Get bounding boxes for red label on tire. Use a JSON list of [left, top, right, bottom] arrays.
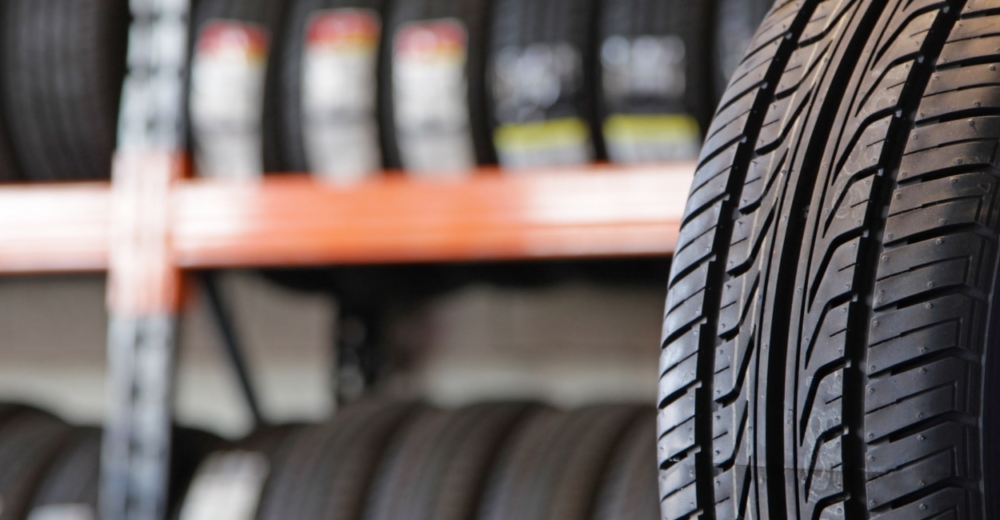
[[191, 21, 269, 178], [196, 22, 268, 58], [392, 19, 476, 175], [303, 9, 382, 181]]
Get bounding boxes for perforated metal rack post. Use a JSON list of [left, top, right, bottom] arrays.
[[101, 1, 191, 519]]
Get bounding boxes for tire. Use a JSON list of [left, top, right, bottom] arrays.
[[0, 0, 129, 180], [168, 428, 227, 518], [256, 401, 418, 520], [597, 0, 713, 164], [176, 426, 295, 520], [487, 0, 601, 169], [478, 405, 641, 520], [364, 404, 535, 520], [277, 0, 387, 180], [660, 0, 1000, 518], [188, 0, 288, 177], [0, 410, 71, 520], [26, 426, 223, 519], [28, 428, 102, 519], [593, 410, 658, 520], [380, 0, 494, 174], [712, 0, 773, 103]]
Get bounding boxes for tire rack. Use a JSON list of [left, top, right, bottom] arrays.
[[0, 2, 694, 520]]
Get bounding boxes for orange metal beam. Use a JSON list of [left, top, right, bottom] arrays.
[[0, 163, 694, 273], [173, 163, 693, 267], [0, 182, 111, 273]]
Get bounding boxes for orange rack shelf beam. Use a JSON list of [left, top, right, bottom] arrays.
[[0, 163, 695, 273], [0, 182, 112, 273]]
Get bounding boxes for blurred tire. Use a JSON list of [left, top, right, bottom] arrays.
[[380, 0, 494, 174], [713, 0, 772, 102], [597, 0, 712, 163], [188, 0, 288, 177], [487, 0, 601, 169], [277, 0, 387, 180], [26, 426, 223, 520], [0, 0, 129, 180], [256, 402, 418, 520], [364, 403, 536, 520], [177, 426, 295, 520], [479, 405, 641, 520], [27, 429, 101, 520], [593, 410, 658, 520], [0, 409, 72, 520]]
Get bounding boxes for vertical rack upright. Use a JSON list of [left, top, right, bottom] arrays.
[[100, 1, 191, 519]]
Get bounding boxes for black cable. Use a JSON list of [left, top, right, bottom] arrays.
[[200, 272, 266, 426]]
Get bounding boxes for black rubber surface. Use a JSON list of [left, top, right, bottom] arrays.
[[364, 403, 536, 520], [169, 428, 227, 517], [487, 0, 602, 167], [256, 401, 418, 520], [29, 428, 102, 513], [479, 405, 641, 520], [0, 409, 71, 520], [25, 426, 223, 519], [593, 410, 658, 520], [379, 0, 494, 169], [597, 0, 714, 156], [712, 0, 773, 103], [0, 0, 129, 180], [661, 0, 1000, 518], [276, 0, 387, 173]]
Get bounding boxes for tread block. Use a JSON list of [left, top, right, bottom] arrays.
[[898, 139, 998, 184], [866, 357, 970, 412], [864, 383, 968, 441]]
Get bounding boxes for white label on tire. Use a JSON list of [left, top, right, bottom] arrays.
[[601, 35, 699, 163], [303, 9, 382, 182], [190, 22, 269, 178], [178, 451, 270, 520], [491, 43, 592, 168], [393, 19, 476, 176], [28, 505, 95, 520]]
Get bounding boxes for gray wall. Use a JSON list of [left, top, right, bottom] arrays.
[[0, 272, 664, 437]]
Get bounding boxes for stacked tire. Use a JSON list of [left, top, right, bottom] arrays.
[[0, 0, 766, 182], [0, 405, 221, 520], [188, 0, 727, 179], [183, 401, 659, 520], [0, 0, 129, 181]]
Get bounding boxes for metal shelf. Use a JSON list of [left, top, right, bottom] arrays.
[[0, 163, 693, 274]]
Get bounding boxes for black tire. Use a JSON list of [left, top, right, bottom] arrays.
[[364, 403, 535, 520], [176, 426, 295, 520], [597, 0, 713, 164], [487, 0, 601, 169], [28, 428, 102, 518], [168, 428, 227, 518], [277, 0, 387, 177], [661, 0, 1000, 518], [0, 0, 129, 180], [188, 0, 288, 177], [593, 410, 658, 520], [256, 401, 418, 520], [478, 405, 641, 520], [712, 0, 773, 103], [380, 0, 494, 172], [0, 409, 71, 520]]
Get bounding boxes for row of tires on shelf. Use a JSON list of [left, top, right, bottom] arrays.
[[0, 401, 658, 520], [0, 0, 772, 183]]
